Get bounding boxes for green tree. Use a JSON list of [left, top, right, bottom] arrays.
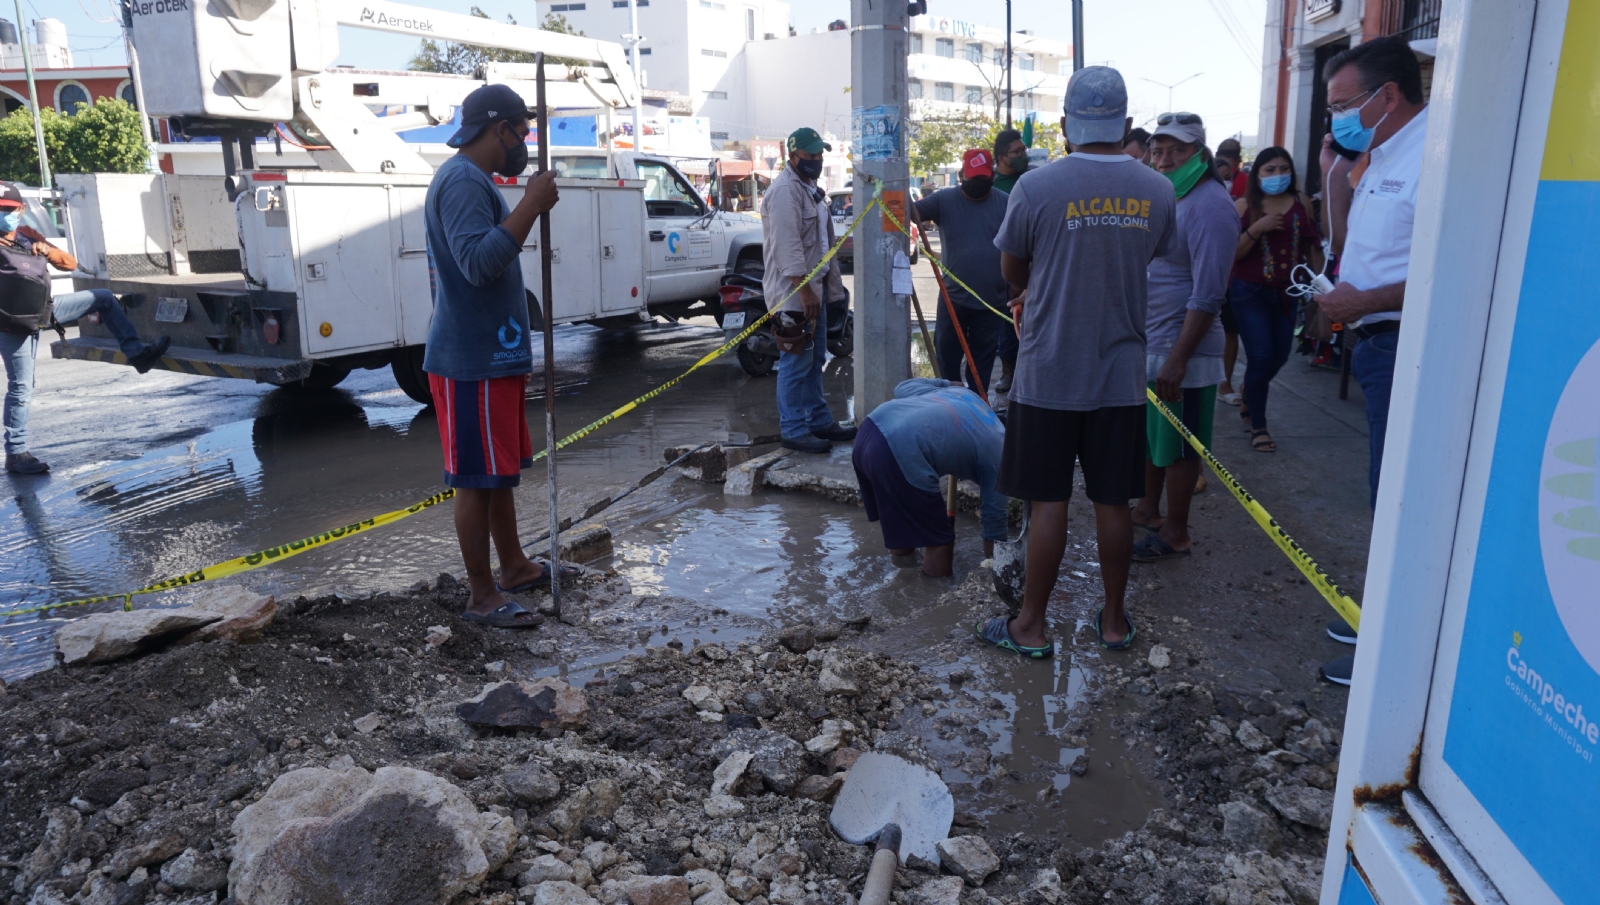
[[907, 107, 991, 178], [411, 9, 586, 74], [0, 99, 148, 186]]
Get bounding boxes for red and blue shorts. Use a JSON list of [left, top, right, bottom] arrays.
[[430, 374, 534, 489]]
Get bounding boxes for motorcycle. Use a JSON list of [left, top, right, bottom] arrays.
[[718, 274, 853, 377]]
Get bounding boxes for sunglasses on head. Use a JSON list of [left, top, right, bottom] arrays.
[[1157, 112, 1203, 126]]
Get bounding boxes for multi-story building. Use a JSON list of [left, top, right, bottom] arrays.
[[1256, 0, 1440, 194], [537, 2, 1071, 152]]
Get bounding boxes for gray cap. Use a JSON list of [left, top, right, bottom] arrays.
[[1151, 117, 1207, 148], [1063, 66, 1128, 146]]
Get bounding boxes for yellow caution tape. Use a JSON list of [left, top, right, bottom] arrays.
[[1147, 389, 1361, 630], [0, 490, 457, 619], [3, 191, 880, 622]]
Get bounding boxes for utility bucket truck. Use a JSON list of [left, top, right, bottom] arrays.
[[52, 0, 763, 405]]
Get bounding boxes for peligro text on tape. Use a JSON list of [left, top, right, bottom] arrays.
[[2, 197, 880, 621], [1147, 389, 1361, 631]]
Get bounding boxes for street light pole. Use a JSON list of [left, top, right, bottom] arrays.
[[1071, 0, 1084, 71], [1140, 72, 1203, 114], [1004, 0, 1013, 128], [13, 0, 50, 188], [850, 0, 911, 419], [626, 0, 643, 151]]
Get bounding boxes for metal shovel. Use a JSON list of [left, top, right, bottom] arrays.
[[829, 752, 954, 890], [991, 501, 1030, 611]]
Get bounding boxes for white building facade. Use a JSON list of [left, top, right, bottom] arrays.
[[538, 2, 1072, 150]]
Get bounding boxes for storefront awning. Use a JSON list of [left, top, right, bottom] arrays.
[[715, 160, 754, 178]]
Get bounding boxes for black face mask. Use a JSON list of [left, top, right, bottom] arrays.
[[496, 123, 530, 177], [960, 176, 993, 199], [1005, 153, 1030, 174], [793, 157, 824, 181]]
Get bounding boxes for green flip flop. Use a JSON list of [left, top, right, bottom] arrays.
[[1095, 608, 1137, 651], [974, 617, 1054, 659]]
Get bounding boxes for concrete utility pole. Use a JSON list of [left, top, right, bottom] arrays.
[[850, 0, 911, 420], [1004, 0, 1013, 127], [14, 0, 50, 188]]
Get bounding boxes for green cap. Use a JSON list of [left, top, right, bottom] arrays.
[[787, 127, 831, 155]]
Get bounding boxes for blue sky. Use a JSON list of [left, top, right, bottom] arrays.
[[43, 0, 1266, 142]]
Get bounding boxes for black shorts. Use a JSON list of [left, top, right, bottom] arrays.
[[853, 419, 954, 550], [996, 401, 1146, 504]]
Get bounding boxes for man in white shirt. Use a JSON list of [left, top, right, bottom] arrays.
[[1313, 36, 1428, 684]]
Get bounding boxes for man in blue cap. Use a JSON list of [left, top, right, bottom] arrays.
[[761, 126, 854, 453], [976, 66, 1177, 658], [424, 83, 572, 629]]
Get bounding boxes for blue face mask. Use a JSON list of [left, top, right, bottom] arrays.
[[1330, 89, 1386, 154], [0, 211, 19, 233], [1260, 174, 1292, 195]]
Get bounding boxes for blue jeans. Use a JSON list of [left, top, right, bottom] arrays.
[[936, 303, 1003, 396], [777, 300, 834, 439], [1229, 279, 1295, 431], [2, 290, 148, 456], [1351, 329, 1399, 509]]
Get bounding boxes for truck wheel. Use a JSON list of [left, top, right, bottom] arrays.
[[391, 347, 433, 406], [736, 344, 776, 377], [909, 243, 920, 265], [287, 363, 350, 391]]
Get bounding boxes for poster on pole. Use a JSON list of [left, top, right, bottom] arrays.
[[852, 105, 903, 161], [1439, 6, 1600, 901]]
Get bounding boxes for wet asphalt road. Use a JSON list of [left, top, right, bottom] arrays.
[[1, 316, 863, 681]]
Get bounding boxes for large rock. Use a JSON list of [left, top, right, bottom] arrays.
[[230, 765, 516, 904], [907, 877, 965, 905], [55, 609, 222, 666], [713, 729, 807, 795], [21, 807, 80, 888], [547, 779, 623, 839], [703, 795, 746, 818], [1218, 800, 1284, 854], [1235, 721, 1273, 753], [803, 719, 852, 755], [503, 762, 563, 805], [817, 650, 859, 695], [623, 875, 692, 905], [181, 587, 278, 644], [535, 880, 599, 905], [777, 625, 815, 654], [723, 449, 792, 496], [1265, 784, 1334, 830], [108, 833, 184, 879], [520, 855, 575, 885], [935, 836, 999, 886], [456, 679, 589, 731], [160, 848, 229, 892], [710, 751, 753, 796]]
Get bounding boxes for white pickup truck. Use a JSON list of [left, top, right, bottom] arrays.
[[55, 153, 762, 406]]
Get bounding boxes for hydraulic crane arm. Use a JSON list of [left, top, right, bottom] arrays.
[[324, 0, 639, 108]]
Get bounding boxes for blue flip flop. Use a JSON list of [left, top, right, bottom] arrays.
[[1095, 608, 1137, 651], [498, 559, 582, 593], [974, 617, 1054, 659], [460, 600, 545, 629]]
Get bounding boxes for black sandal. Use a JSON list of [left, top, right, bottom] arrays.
[[1250, 429, 1277, 453]]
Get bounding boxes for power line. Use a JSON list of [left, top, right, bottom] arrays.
[[1202, 0, 1262, 70]]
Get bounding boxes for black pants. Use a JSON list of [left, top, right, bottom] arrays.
[[935, 303, 1003, 396]]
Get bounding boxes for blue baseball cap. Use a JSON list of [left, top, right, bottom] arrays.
[[1063, 66, 1128, 147], [447, 84, 532, 149]]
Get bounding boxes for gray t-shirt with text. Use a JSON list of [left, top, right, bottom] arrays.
[[993, 153, 1177, 411]]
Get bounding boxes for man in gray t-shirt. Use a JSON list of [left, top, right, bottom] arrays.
[[974, 66, 1176, 662], [912, 148, 1009, 396]]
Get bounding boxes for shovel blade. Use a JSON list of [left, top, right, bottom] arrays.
[[828, 752, 953, 865], [991, 502, 1030, 612]]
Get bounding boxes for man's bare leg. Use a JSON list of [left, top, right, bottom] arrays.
[[1093, 501, 1135, 643], [489, 487, 543, 587], [1008, 500, 1069, 648], [1130, 460, 1166, 531], [922, 543, 954, 577], [1157, 458, 1201, 552], [455, 488, 509, 614]]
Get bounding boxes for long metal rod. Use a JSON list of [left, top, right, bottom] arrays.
[[14, 0, 49, 188], [535, 53, 561, 612], [1004, 0, 1013, 128], [1072, 0, 1085, 71], [121, 6, 157, 172], [627, 0, 642, 150]]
